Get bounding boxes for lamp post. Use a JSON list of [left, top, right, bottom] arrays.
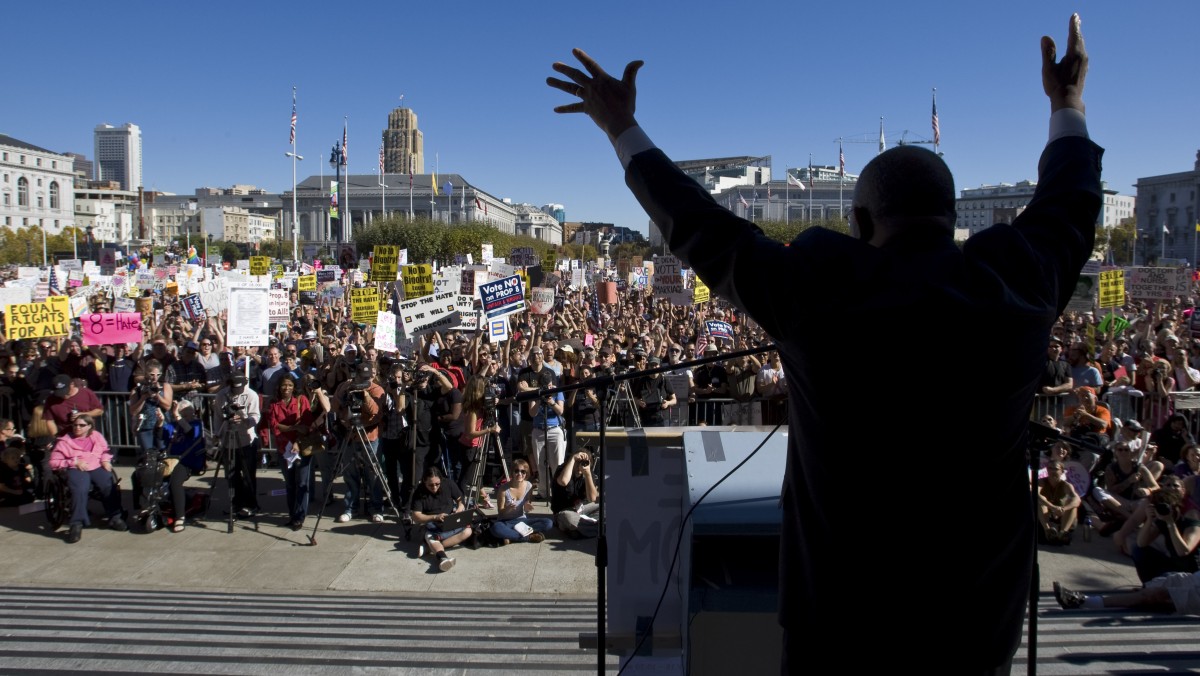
[[286, 151, 304, 263], [329, 143, 344, 245], [85, 226, 95, 261]]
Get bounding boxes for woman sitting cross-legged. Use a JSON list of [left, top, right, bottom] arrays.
[[49, 414, 126, 543], [489, 458, 553, 545]]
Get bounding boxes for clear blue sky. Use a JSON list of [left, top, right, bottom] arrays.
[[6, 2, 1196, 235]]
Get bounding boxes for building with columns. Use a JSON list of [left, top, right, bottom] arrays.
[[0, 134, 76, 234], [957, 181, 1135, 239], [512, 203, 563, 245], [1134, 151, 1200, 265]]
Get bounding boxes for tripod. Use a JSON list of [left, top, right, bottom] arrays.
[[208, 424, 246, 534], [463, 430, 510, 510], [308, 421, 399, 545], [605, 381, 641, 429]]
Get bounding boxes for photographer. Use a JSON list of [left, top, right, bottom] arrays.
[[527, 368, 565, 499], [378, 361, 410, 511], [129, 361, 173, 462], [553, 450, 599, 539], [457, 375, 503, 508], [330, 362, 386, 523], [1131, 476, 1200, 582], [214, 373, 261, 518], [633, 355, 676, 427]]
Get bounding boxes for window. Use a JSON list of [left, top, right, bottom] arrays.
[[2, 193, 8, 206], [19, 155, 25, 164], [17, 177, 27, 207], [51, 161, 56, 169], [36, 178, 41, 187], [49, 182, 59, 209], [35, 158, 41, 167], [36, 196, 43, 208]]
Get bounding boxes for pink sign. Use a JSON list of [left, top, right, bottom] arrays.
[[82, 312, 143, 346]]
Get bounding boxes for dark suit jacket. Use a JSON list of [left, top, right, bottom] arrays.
[[626, 135, 1103, 667]]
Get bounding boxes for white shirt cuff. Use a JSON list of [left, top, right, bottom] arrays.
[[613, 126, 656, 169], [1049, 108, 1088, 143]]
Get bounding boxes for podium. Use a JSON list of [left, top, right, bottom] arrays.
[[578, 426, 787, 675]]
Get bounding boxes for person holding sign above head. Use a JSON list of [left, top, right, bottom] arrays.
[[548, 14, 1100, 672]]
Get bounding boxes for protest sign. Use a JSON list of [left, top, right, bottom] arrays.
[[297, 275, 317, 291], [706, 320, 733, 341], [455, 295, 481, 330], [478, 275, 525, 320], [99, 249, 117, 275], [0, 286, 32, 310], [268, 289, 290, 322], [338, 244, 358, 269], [598, 281, 618, 305], [68, 294, 89, 319], [316, 269, 337, 283], [370, 245, 400, 282], [529, 287, 555, 315], [135, 296, 153, 318], [401, 264, 434, 298], [375, 311, 399, 353], [196, 276, 230, 317], [397, 291, 461, 338], [227, 285, 270, 347], [180, 294, 205, 322], [693, 277, 711, 305], [1066, 274, 1098, 313], [481, 244, 493, 264], [399, 249, 408, 266], [4, 297, 70, 340], [81, 313, 142, 346], [1127, 267, 1190, 301], [460, 267, 487, 296], [114, 297, 135, 313], [433, 266, 460, 296], [487, 317, 509, 344], [249, 256, 271, 276], [350, 287, 380, 324], [1099, 269, 1125, 309]]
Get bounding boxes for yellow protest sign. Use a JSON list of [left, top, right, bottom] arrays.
[[350, 287, 380, 324], [297, 275, 317, 291], [541, 248, 556, 271], [4, 297, 70, 340], [517, 269, 530, 296], [371, 245, 400, 282], [402, 264, 434, 298], [1099, 269, 1124, 309], [693, 277, 710, 305], [249, 256, 270, 276]]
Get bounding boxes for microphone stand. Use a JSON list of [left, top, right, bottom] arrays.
[[513, 342, 778, 675]]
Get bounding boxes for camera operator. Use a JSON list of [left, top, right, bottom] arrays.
[[214, 373, 261, 518], [1131, 476, 1200, 582], [330, 362, 387, 523], [378, 361, 411, 511], [553, 450, 599, 539], [633, 355, 677, 427], [516, 347, 555, 471], [527, 368, 565, 499]]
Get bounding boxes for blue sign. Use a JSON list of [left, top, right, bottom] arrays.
[[478, 275, 525, 319], [706, 320, 733, 341]]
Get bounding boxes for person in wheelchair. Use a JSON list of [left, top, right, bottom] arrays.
[[48, 414, 125, 543], [133, 399, 207, 532]]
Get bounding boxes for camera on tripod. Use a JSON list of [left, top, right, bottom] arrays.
[[221, 401, 243, 421], [482, 383, 499, 429], [345, 389, 366, 422]]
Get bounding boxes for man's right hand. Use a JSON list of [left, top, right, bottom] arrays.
[[1041, 13, 1087, 113]]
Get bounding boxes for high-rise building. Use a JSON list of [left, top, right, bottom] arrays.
[[382, 108, 423, 174], [93, 123, 142, 191]]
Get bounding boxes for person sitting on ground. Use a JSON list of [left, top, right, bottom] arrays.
[[1129, 477, 1200, 583], [1173, 442, 1200, 479], [48, 414, 125, 543], [1093, 441, 1158, 524], [410, 466, 473, 572], [1053, 574, 1200, 614], [553, 450, 599, 538], [1038, 460, 1081, 544], [489, 458, 553, 545], [0, 443, 34, 507]]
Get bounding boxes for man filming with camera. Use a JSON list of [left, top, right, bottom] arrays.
[[633, 354, 677, 427], [526, 367, 565, 500], [330, 362, 387, 523], [214, 373, 261, 518]]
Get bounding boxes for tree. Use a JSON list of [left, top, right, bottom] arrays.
[[1104, 217, 1137, 266]]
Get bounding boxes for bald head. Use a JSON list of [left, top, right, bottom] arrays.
[[852, 146, 956, 244]]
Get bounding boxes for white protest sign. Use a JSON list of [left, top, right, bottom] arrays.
[[653, 255, 691, 304], [397, 291, 461, 339], [197, 276, 230, 317], [226, 285, 270, 347], [529, 287, 555, 315], [1127, 267, 1190, 301], [487, 317, 509, 344], [268, 289, 290, 322], [0, 286, 32, 310], [114, 296, 135, 313], [434, 266, 461, 296], [68, 294, 89, 319], [481, 244, 493, 264], [375, 311, 399, 353], [455, 295, 481, 331]]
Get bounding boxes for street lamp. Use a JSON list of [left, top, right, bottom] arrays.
[[286, 151, 303, 263]]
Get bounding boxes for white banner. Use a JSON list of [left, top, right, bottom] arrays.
[[227, 285, 270, 347], [529, 287, 555, 315], [0, 286, 32, 310], [397, 291, 461, 339], [268, 289, 290, 322], [375, 311, 398, 353]]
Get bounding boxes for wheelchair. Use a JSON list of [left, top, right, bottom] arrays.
[[132, 449, 210, 532], [43, 467, 124, 531]]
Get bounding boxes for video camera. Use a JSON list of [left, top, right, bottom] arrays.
[[482, 383, 499, 429], [345, 389, 366, 421], [221, 401, 243, 421]]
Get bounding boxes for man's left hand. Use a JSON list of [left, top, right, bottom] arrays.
[[548, 49, 643, 141]]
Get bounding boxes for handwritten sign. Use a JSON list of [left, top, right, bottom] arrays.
[[4, 297, 70, 340], [653, 255, 691, 305], [351, 287, 380, 324], [693, 277, 711, 305], [375, 311, 399, 353], [370, 245, 400, 282], [398, 291, 461, 339], [401, 264, 434, 298], [297, 275, 317, 291], [81, 313, 143, 346], [1127, 267, 1190, 301], [268, 289, 290, 322], [478, 275, 525, 319]]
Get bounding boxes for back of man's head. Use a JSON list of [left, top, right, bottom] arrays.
[[853, 146, 956, 240]]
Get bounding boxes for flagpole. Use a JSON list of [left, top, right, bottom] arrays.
[[807, 154, 813, 222], [839, 139, 845, 221], [408, 156, 414, 221], [785, 164, 789, 225], [343, 116, 350, 243], [289, 87, 301, 263], [1162, 223, 1167, 261]]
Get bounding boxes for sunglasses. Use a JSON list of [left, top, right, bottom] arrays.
[[513, 469, 528, 475]]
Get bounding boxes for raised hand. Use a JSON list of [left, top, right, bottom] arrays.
[[1041, 13, 1088, 113], [548, 48, 644, 141]]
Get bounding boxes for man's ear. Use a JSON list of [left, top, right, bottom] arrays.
[[851, 207, 874, 242]]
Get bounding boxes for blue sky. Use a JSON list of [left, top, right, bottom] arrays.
[[6, 2, 1197, 235]]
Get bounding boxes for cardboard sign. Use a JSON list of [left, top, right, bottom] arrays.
[[487, 317, 509, 343], [135, 296, 153, 318], [297, 275, 317, 292], [434, 266, 461, 296], [455, 295, 481, 331], [338, 244, 358, 270], [249, 256, 271, 276], [350, 287, 380, 324], [370, 245, 400, 282], [398, 291, 461, 338], [375, 311, 399, 353], [81, 313, 143, 346], [481, 244, 493, 264], [1097, 270, 1124, 309], [227, 285, 271, 347], [114, 297, 135, 313], [197, 276, 230, 318], [529, 287, 555, 315], [268, 289, 290, 322], [510, 247, 537, 267], [4, 297, 70, 340], [653, 255, 691, 305], [0, 286, 33, 310], [597, 281, 617, 305], [401, 264, 434, 298], [478, 275, 525, 320], [1127, 267, 1190, 302]]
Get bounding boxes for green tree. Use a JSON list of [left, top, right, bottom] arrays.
[[1103, 216, 1136, 265]]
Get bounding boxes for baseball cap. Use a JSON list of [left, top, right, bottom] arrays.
[[51, 374, 71, 393], [543, 332, 557, 341], [230, 374, 248, 386], [304, 330, 317, 340], [344, 344, 358, 353], [184, 341, 200, 351], [705, 344, 719, 353]]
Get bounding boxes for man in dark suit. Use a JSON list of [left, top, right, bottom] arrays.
[[549, 15, 1099, 675]]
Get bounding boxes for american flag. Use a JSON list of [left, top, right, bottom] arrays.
[[931, 91, 940, 146], [341, 122, 348, 165], [839, 143, 845, 177], [48, 267, 60, 296], [289, 89, 296, 146], [378, 143, 384, 174], [738, 194, 749, 209]]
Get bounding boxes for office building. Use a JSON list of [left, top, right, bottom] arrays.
[[0, 134, 76, 233], [93, 123, 142, 191], [1134, 150, 1200, 265]]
